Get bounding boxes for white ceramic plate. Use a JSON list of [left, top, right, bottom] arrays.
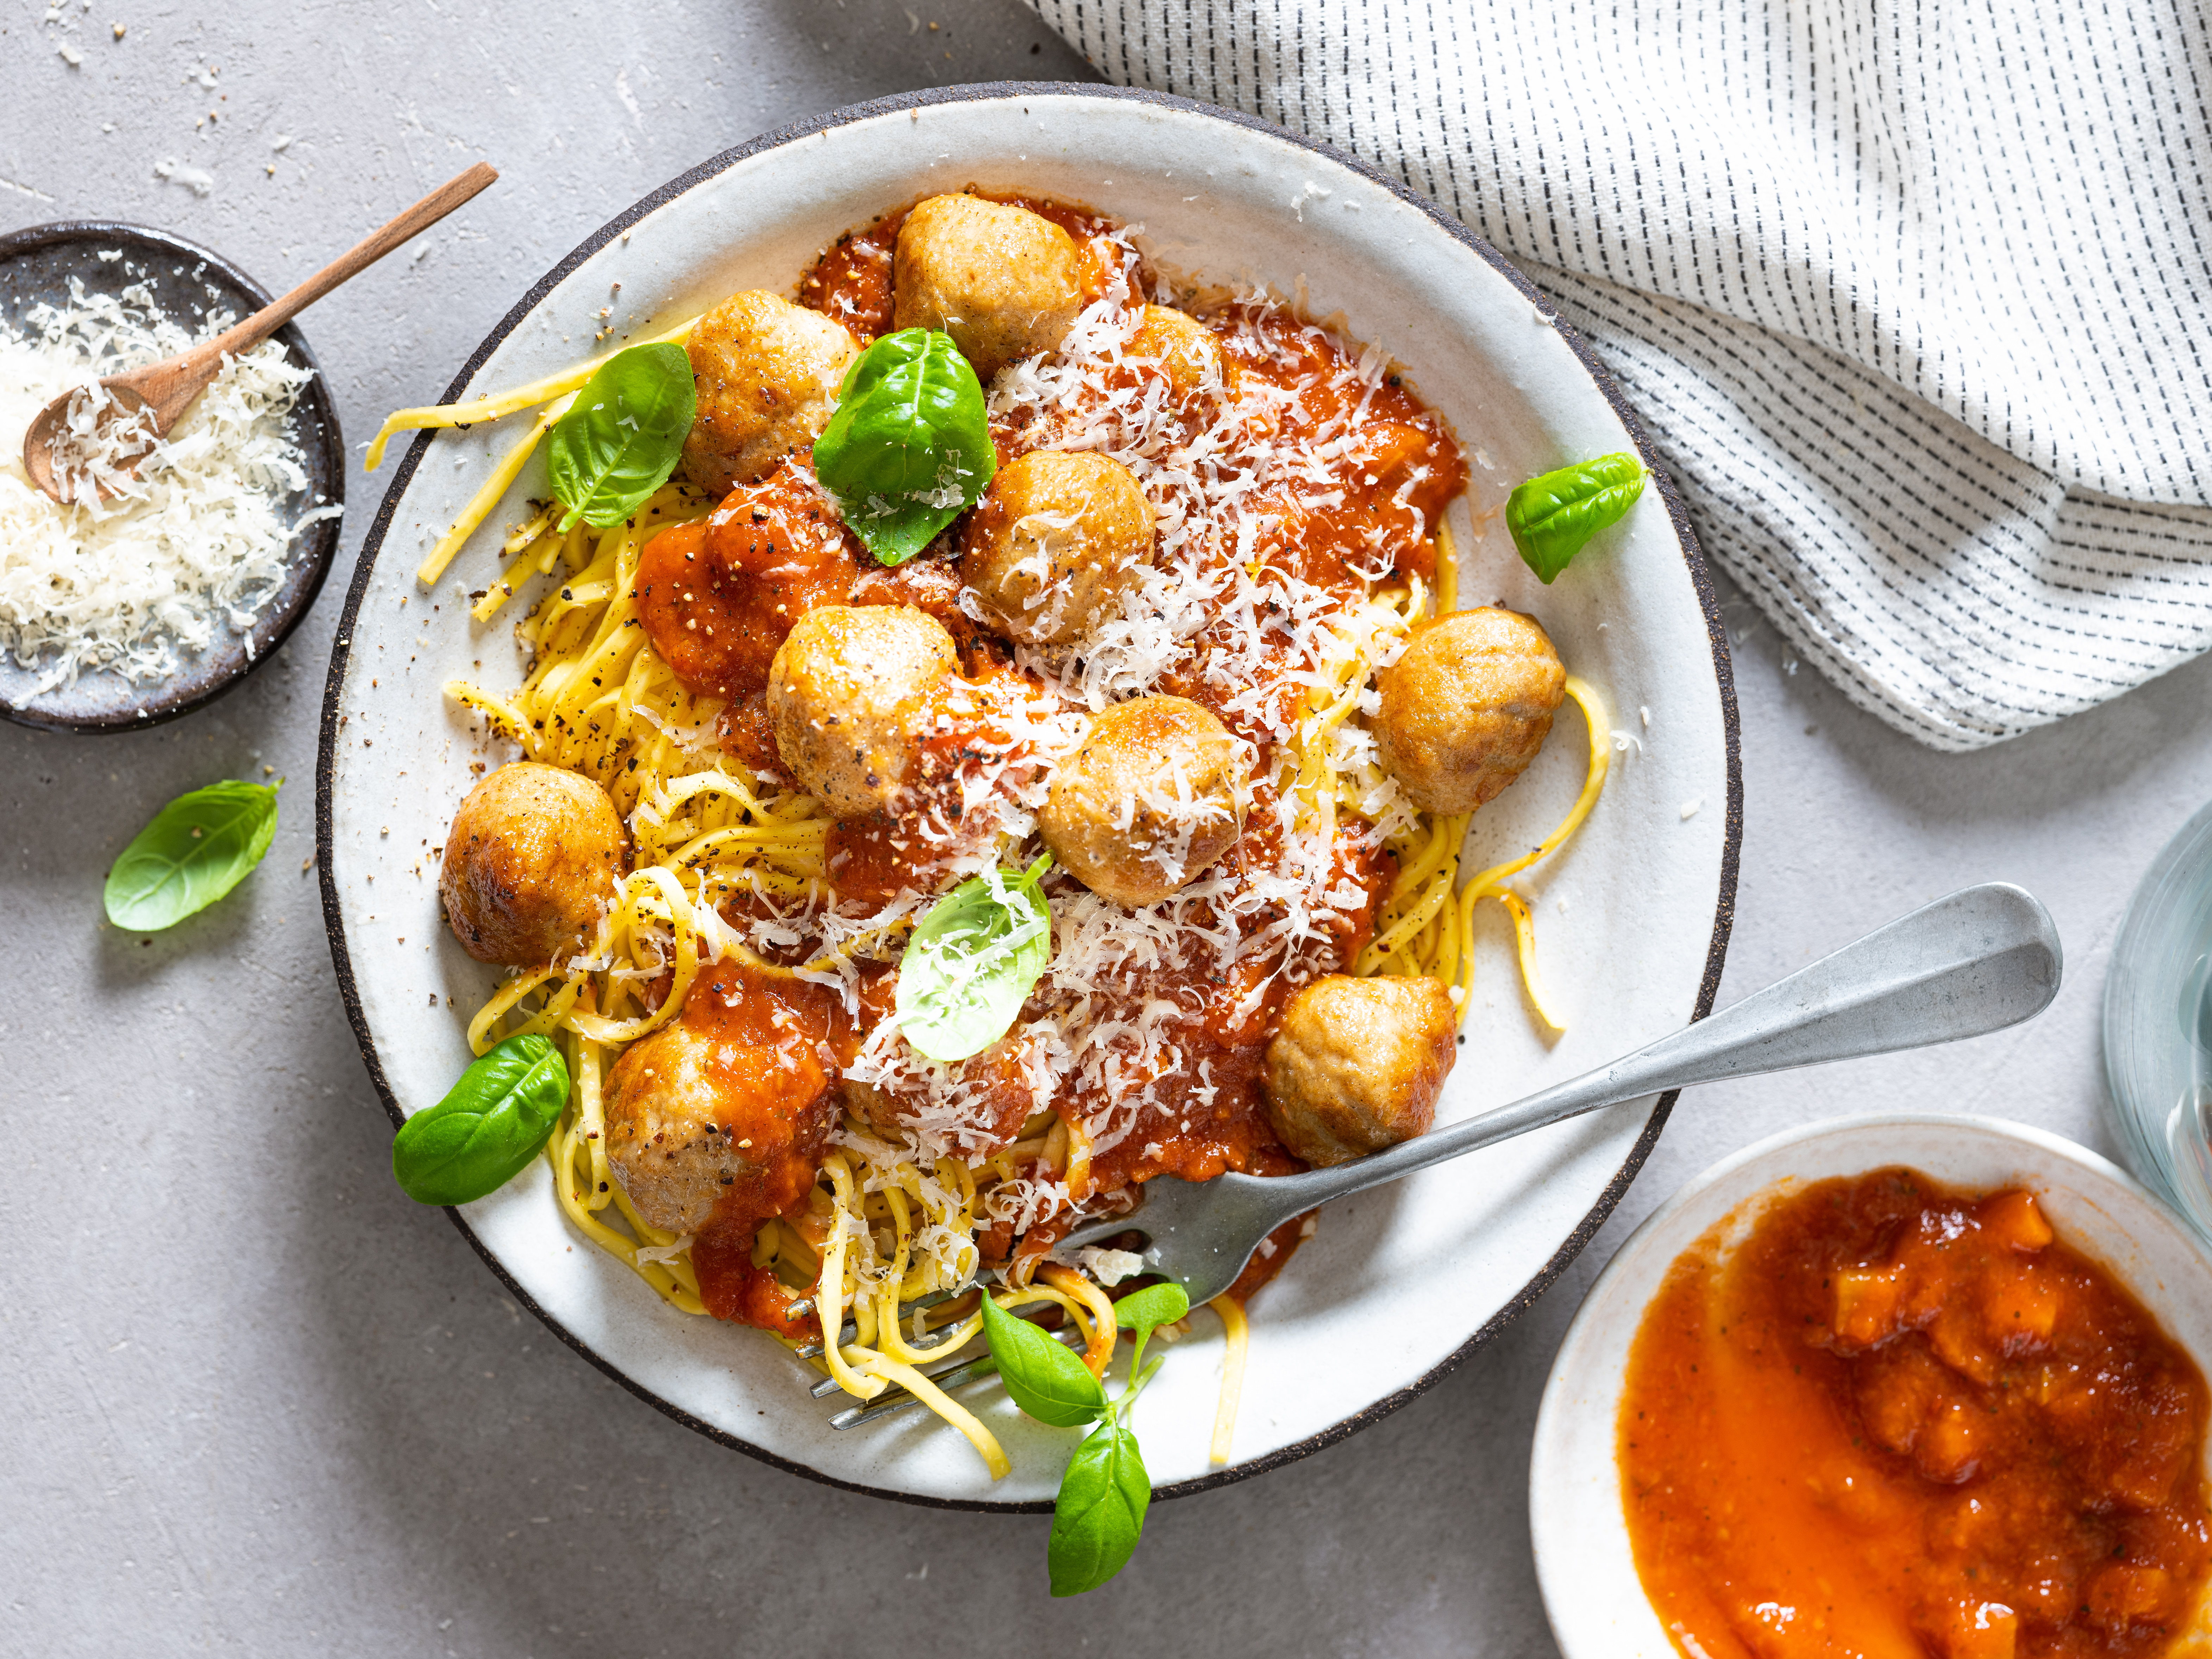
[[317, 84, 1740, 1507], [1530, 1113, 2212, 1657]]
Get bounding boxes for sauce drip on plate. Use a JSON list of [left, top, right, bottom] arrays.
[[1621, 1169, 2212, 1659]]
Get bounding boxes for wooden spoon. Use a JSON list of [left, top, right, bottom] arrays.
[[22, 161, 498, 505]]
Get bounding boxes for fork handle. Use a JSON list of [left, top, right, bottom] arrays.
[[1247, 882, 2061, 1220]]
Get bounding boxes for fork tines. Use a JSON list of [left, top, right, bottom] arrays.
[[789, 1284, 963, 1360], [824, 1325, 1086, 1430], [808, 1308, 980, 1396]]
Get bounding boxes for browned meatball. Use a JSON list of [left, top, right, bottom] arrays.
[[1263, 975, 1457, 1167], [1127, 304, 1234, 403], [766, 604, 956, 819], [893, 195, 1084, 378], [602, 985, 838, 1235], [960, 450, 1154, 644], [1375, 607, 1566, 815], [1040, 695, 1240, 907], [681, 290, 859, 497], [439, 761, 626, 967]]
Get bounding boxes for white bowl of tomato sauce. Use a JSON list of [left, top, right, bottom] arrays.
[[1531, 1114, 2212, 1659]]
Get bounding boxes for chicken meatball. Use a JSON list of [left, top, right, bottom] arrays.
[[1374, 607, 1566, 815], [602, 972, 841, 1235], [440, 761, 626, 967], [1128, 304, 1234, 403], [893, 195, 1084, 379], [1041, 695, 1240, 907], [1263, 975, 1457, 1168], [960, 450, 1154, 644], [766, 604, 957, 819], [681, 290, 859, 497]]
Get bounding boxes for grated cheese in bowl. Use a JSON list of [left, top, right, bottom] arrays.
[[0, 272, 341, 697]]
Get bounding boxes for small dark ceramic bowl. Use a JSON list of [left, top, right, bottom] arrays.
[[0, 220, 343, 734]]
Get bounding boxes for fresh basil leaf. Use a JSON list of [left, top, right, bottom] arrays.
[[1111, 1281, 1189, 1378], [103, 779, 280, 931], [392, 1033, 571, 1206], [895, 855, 1052, 1063], [1048, 1418, 1151, 1597], [546, 342, 697, 533], [1504, 450, 1646, 584], [811, 327, 995, 567], [979, 1287, 1108, 1428]]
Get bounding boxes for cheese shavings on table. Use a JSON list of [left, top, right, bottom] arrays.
[[0, 274, 340, 696]]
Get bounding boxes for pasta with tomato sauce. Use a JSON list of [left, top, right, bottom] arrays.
[[375, 188, 1614, 1479]]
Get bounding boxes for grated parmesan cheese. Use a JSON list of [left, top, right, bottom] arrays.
[[805, 232, 1445, 1190], [0, 272, 340, 695]]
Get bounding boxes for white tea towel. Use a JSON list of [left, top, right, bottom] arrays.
[[1026, 0, 2212, 750]]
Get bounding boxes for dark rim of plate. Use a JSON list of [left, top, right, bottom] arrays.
[[315, 81, 1744, 1514], [0, 219, 344, 735]]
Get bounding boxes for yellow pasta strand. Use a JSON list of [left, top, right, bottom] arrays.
[[364, 313, 701, 471], [816, 1155, 885, 1402], [1459, 675, 1611, 903], [415, 394, 573, 587], [1038, 1262, 1117, 1377], [1210, 1296, 1250, 1466], [1498, 890, 1567, 1031], [851, 1353, 1010, 1479]]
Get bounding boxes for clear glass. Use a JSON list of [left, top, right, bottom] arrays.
[[2104, 797, 2212, 1244]]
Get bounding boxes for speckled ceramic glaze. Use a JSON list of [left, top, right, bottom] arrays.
[[318, 83, 1741, 1508], [1530, 1114, 2212, 1657], [0, 220, 343, 733]]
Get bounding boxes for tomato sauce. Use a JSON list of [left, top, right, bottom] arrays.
[[675, 962, 860, 1336], [1621, 1170, 2212, 1659], [1211, 303, 1460, 590], [656, 194, 1458, 1320], [634, 469, 866, 700], [817, 654, 1059, 902], [798, 211, 904, 342], [1063, 814, 1390, 1199]]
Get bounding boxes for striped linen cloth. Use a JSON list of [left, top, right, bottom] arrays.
[[1025, 0, 2212, 750]]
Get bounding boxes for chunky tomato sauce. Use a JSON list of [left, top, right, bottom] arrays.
[[631, 191, 1460, 1321], [1622, 1170, 2212, 1659]]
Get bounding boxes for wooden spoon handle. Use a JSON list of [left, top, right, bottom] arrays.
[[203, 162, 499, 362]]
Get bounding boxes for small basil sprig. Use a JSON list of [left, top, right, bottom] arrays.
[[979, 1277, 1193, 1596], [1112, 1282, 1191, 1361], [1051, 1419, 1151, 1597], [895, 855, 1053, 1063], [979, 1285, 1109, 1426], [392, 1033, 571, 1206], [811, 327, 995, 567], [546, 342, 697, 532], [104, 778, 281, 931], [1504, 451, 1646, 584]]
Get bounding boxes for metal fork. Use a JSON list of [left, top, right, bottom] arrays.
[[821, 881, 2062, 1426]]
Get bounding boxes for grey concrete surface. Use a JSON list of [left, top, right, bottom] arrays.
[[6, 4, 2212, 1654]]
